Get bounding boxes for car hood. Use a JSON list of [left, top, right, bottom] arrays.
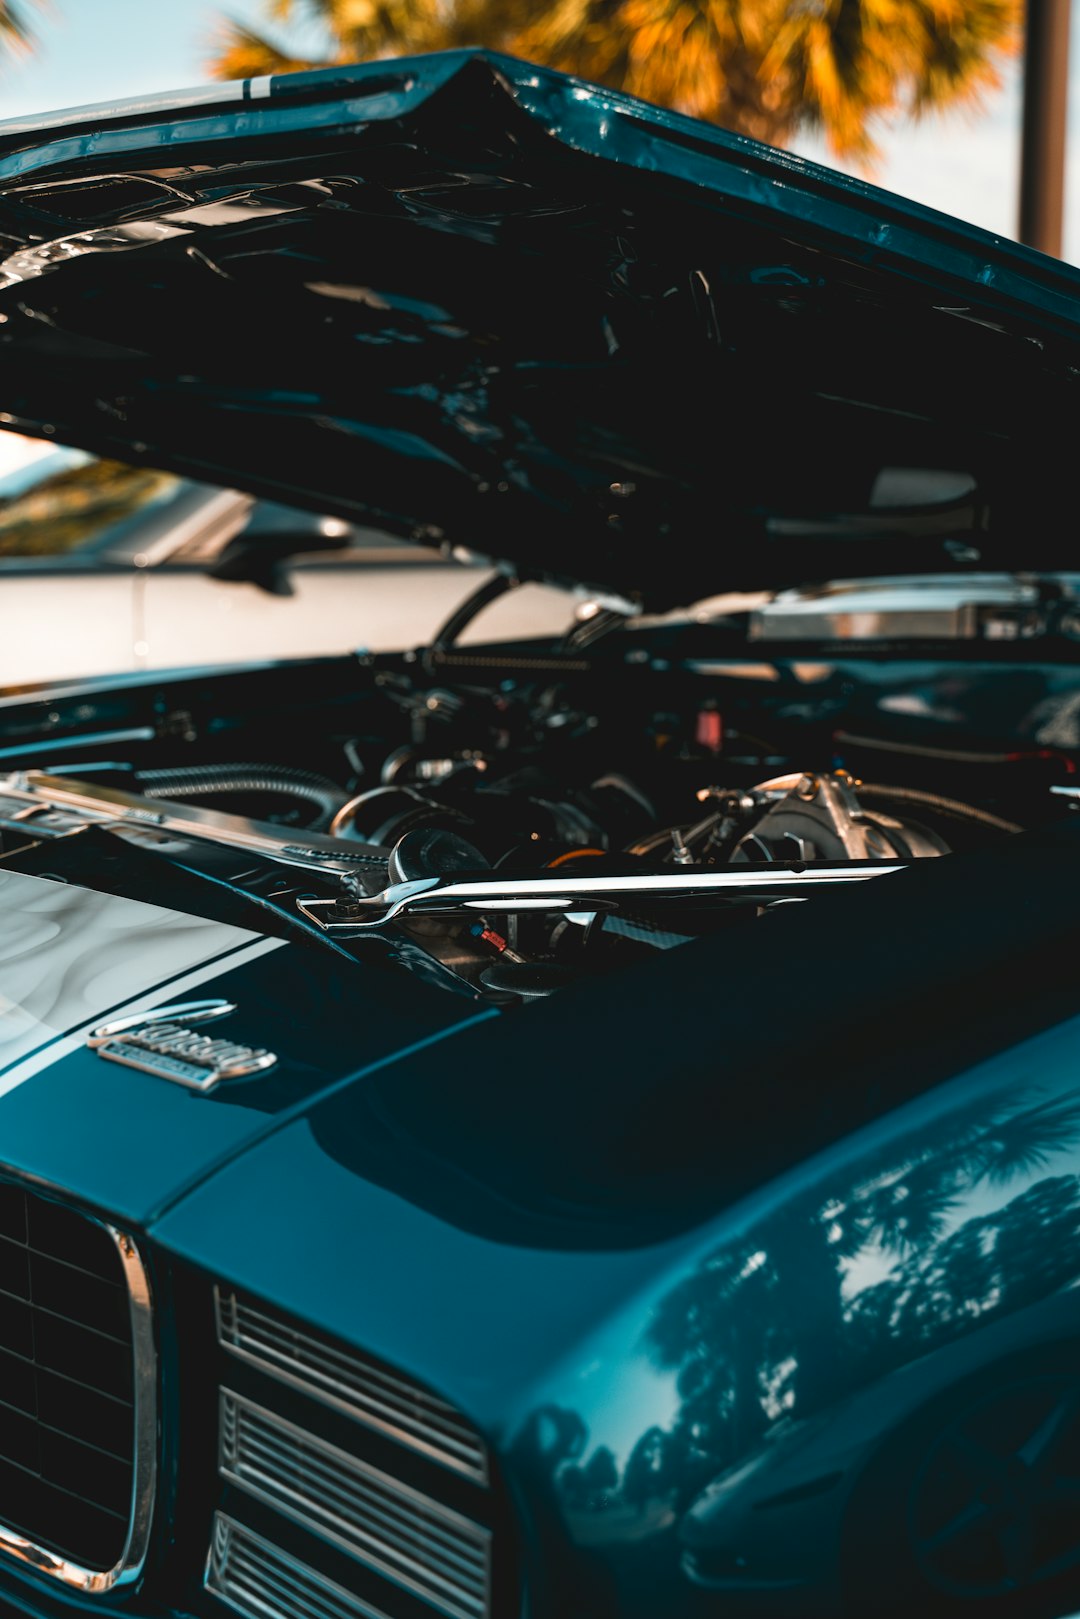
[[0, 866, 487, 1228], [0, 50, 1076, 609]]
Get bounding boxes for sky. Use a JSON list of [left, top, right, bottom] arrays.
[[0, 0, 1075, 260]]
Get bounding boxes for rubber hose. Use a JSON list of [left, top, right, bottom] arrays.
[[135, 763, 348, 831], [857, 783, 1023, 836]]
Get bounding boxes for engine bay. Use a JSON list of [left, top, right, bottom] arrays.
[[1, 620, 1074, 1005]]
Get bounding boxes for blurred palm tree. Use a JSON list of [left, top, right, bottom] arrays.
[[0, 0, 35, 54], [209, 0, 1020, 160]]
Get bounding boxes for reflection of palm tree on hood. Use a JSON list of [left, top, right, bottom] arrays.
[[208, 0, 1020, 162], [849, 1173, 1080, 1361], [840, 1090, 1080, 1255], [642, 1085, 1080, 1505]]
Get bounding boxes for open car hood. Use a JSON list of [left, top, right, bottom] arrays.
[[0, 51, 1076, 610]]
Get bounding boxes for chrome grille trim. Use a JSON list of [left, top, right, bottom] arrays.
[[215, 1288, 488, 1484], [206, 1513, 392, 1619], [0, 1196, 155, 1594], [220, 1391, 491, 1619]]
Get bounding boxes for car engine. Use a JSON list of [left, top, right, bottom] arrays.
[[304, 725, 1020, 995], [0, 640, 1045, 1003]]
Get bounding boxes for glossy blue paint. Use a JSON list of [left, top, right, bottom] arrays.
[[150, 1009, 1080, 1618], [0, 890, 488, 1227]]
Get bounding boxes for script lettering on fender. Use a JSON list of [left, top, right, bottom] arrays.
[[88, 1001, 276, 1092]]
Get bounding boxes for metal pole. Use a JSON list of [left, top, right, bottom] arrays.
[[1018, 0, 1072, 256]]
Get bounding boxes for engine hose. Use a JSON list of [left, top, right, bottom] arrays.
[[857, 783, 1023, 836], [134, 764, 348, 831]]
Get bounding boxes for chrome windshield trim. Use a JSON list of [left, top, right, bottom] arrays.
[[0, 78, 248, 139], [0, 1218, 156, 1594], [297, 860, 907, 933]]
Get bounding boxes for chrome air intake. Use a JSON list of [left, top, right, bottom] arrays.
[[216, 1288, 488, 1483], [220, 1393, 491, 1619], [207, 1514, 387, 1619], [212, 1288, 499, 1619], [0, 1180, 155, 1592]]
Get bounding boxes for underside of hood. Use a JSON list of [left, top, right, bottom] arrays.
[[0, 50, 1076, 608]]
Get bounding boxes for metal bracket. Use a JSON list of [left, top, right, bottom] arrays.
[[296, 860, 906, 934]]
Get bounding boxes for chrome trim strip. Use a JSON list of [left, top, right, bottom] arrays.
[[214, 1288, 489, 1484], [297, 859, 907, 933], [0, 1215, 156, 1594], [218, 1391, 490, 1619], [0, 78, 248, 138], [89, 999, 236, 1039]]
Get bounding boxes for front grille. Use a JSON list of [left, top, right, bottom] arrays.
[[220, 1392, 491, 1619], [0, 1180, 153, 1585], [216, 1288, 488, 1483], [208, 1513, 391, 1619]]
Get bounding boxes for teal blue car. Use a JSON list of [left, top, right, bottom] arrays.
[[0, 47, 1079, 1619]]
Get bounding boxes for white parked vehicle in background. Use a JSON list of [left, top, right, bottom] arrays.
[[0, 434, 573, 688]]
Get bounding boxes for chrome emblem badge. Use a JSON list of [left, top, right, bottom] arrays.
[[88, 1000, 277, 1092]]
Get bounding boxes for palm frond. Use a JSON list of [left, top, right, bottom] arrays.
[[206, 0, 1019, 161], [0, 0, 36, 52], [208, 18, 329, 79]]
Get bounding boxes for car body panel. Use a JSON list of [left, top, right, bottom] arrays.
[[1, 569, 140, 685], [0, 867, 488, 1228], [0, 557, 574, 686], [149, 1000, 1080, 1619], [137, 564, 574, 675], [4, 811, 1080, 1618], [2, 662, 1080, 1618]]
